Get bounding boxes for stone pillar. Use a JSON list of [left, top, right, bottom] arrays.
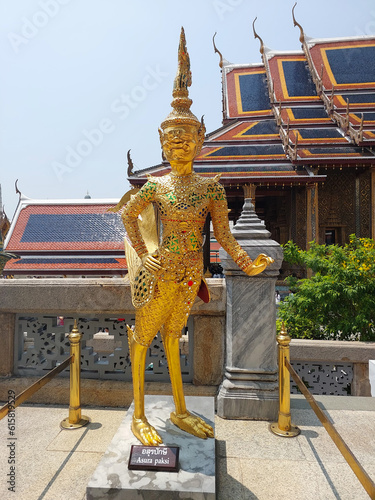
[[217, 198, 283, 420], [306, 182, 319, 248], [193, 315, 225, 386], [352, 363, 371, 397], [0, 312, 16, 376], [371, 167, 375, 240]]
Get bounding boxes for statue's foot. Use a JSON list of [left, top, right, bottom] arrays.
[[131, 415, 163, 446], [170, 411, 214, 439]]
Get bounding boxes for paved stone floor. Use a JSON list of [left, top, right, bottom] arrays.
[[0, 395, 374, 500]]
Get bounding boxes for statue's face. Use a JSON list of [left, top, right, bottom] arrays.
[[160, 124, 199, 163]]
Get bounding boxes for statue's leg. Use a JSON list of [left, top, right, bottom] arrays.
[[161, 279, 214, 440], [128, 284, 176, 446], [161, 336, 187, 415], [127, 326, 162, 446]]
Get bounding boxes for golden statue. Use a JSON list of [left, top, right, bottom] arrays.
[[120, 28, 274, 446]]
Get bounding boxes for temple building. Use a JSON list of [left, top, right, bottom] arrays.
[[2, 194, 126, 278], [3, 14, 375, 277], [129, 13, 375, 264]]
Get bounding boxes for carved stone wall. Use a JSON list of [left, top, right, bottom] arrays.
[[15, 314, 194, 382], [290, 338, 375, 397], [290, 361, 353, 395]]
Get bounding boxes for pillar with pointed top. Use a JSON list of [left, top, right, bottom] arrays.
[[217, 196, 283, 420]]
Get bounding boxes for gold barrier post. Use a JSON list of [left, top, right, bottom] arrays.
[[60, 320, 90, 429], [285, 357, 375, 499], [270, 323, 300, 437]]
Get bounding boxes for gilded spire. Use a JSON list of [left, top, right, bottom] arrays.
[[173, 27, 192, 91], [161, 27, 200, 130]]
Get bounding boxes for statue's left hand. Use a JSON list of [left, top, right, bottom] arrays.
[[141, 254, 162, 274], [243, 253, 274, 276]]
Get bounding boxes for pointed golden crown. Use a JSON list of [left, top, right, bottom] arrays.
[[161, 27, 201, 130]]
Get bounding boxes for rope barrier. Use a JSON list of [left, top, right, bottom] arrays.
[[0, 320, 89, 430], [271, 323, 375, 499]]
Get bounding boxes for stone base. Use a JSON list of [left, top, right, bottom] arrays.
[[217, 384, 278, 420], [0, 377, 218, 408], [86, 395, 215, 499]]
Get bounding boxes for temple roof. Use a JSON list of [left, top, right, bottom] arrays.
[[223, 64, 273, 118], [208, 120, 280, 143], [287, 127, 348, 145], [128, 25, 375, 187], [331, 93, 375, 111], [278, 106, 333, 126], [4, 256, 127, 275], [264, 50, 319, 103], [307, 37, 375, 92], [299, 29, 375, 147], [3, 197, 126, 276], [197, 144, 287, 161]]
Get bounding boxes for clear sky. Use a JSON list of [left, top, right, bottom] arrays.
[[1, 0, 374, 218]]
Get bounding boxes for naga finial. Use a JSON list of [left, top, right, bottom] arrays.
[[292, 3, 305, 44], [15, 179, 21, 198], [213, 32, 224, 69], [127, 149, 134, 177], [252, 17, 264, 55]]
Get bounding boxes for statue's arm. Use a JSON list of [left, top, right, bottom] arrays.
[[210, 182, 273, 276], [121, 180, 157, 260]]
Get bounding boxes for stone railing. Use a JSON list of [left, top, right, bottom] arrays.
[[0, 278, 374, 407], [0, 278, 225, 406], [290, 339, 375, 397]]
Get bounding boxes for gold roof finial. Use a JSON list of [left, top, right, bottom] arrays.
[[292, 3, 305, 44], [161, 27, 200, 130], [252, 18, 264, 55], [213, 32, 224, 68]]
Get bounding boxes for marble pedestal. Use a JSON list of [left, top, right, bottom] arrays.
[[217, 274, 279, 420], [217, 197, 283, 420], [86, 395, 215, 500]]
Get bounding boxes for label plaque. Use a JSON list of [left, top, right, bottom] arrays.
[[128, 445, 179, 472]]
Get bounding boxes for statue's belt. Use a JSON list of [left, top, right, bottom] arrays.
[[131, 250, 205, 309], [159, 249, 203, 268]]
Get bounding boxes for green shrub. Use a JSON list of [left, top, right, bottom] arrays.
[[279, 235, 375, 341]]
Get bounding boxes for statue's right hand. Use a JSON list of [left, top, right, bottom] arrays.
[[141, 253, 162, 274]]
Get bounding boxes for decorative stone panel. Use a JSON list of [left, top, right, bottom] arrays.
[[15, 314, 193, 382], [291, 361, 353, 395]]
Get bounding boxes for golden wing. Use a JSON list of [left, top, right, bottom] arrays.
[[138, 203, 158, 255], [107, 188, 139, 213], [112, 190, 159, 285]]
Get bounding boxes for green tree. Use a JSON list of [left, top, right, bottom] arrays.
[[279, 235, 375, 341]]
